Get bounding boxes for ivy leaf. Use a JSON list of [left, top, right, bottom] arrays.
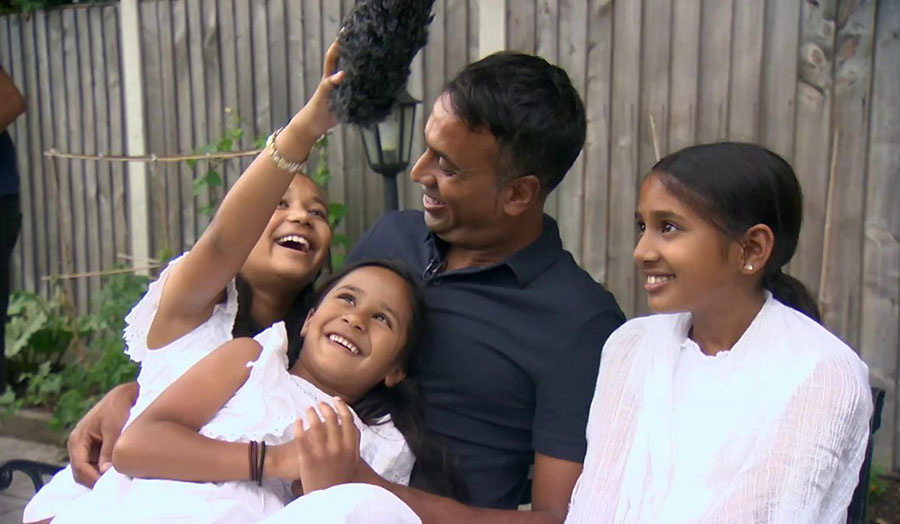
[[204, 170, 223, 188], [328, 203, 349, 229], [216, 137, 233, 152]]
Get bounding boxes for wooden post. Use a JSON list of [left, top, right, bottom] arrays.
[[478, 0, 506, 58], [119, 0, 151, 273]]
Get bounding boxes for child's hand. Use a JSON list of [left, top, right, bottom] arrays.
[[283, 39, 345, 146], [291, 398, 361, 495]]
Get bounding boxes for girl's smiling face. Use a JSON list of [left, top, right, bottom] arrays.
[[294, 266, 412, 402], [634, 173, 747, 315]]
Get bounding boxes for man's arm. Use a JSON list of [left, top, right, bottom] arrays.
[[67, 381, 139, 487], [0, 68, 25, 131], [357, 453, 579, 524]]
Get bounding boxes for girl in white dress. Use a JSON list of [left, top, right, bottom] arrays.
[[566, 142, 872, 524], [43, 259, 461, 523], [23, 42, 343, 524]]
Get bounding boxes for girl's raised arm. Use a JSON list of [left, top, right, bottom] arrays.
[[147, 41, 344, 349]]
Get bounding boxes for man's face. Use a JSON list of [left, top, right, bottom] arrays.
[[409, 94, 508, 248]]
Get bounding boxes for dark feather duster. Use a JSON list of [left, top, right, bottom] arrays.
[[332, 0, 435, 125]]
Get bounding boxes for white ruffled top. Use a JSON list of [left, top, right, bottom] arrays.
[[566, 293, 872, 524], [122, 252, 240, 428]]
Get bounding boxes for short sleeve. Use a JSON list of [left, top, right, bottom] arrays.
[[122, 253, 186, 363], [532, 308, 624, 461]]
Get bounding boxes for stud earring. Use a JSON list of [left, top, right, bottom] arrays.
[[745, 264, 753, 272]]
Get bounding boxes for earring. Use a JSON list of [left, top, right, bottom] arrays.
[[745, 264, 754, 272]]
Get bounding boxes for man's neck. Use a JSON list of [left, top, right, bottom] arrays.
[[444, 212, 544, 271]]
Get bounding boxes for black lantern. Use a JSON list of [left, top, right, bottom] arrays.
[[359, 90, 420, 211]]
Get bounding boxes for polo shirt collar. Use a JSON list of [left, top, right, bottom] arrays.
[[422, 215, 563, 286]]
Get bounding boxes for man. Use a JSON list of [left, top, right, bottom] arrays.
[[66, 52, 623, 523], [0, 67, 26, 395], [340, 52, 624, 522]]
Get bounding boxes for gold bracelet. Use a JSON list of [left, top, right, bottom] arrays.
[[265, 127, 307, 174]]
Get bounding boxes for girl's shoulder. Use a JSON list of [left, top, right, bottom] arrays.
[[123, 252, 240, 363]]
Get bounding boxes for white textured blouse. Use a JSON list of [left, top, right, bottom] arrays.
[[566, 294, 872, 524]]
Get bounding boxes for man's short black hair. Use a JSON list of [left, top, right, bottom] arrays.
[[442, 52, 586, 194]]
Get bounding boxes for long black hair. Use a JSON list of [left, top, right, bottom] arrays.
[[299, 259, 467, 501], [651, 142, 821, 321], [232, 274, 315, 366]]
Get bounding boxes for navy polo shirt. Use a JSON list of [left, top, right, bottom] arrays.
[[347, 211, 624, 508]]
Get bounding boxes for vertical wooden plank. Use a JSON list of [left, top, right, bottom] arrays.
[[251, 0, 272, 135], [634, 0, 671, 316], [727, 0, 764, 141], [171, 0, 196, 248], [62, 7, 88, 311], [36, 10, 61, 289], [607, 0, 642, 317], [507, 0, 536, 53], [202, 0, 225, 216], [534, 0, 559, 219], [121, 0, 151, 275], [187, 0, 211, 234], [218, 0, 242, 191], [759, 0, 801, 160], [5, 15, 34, 293], [322, 0, 356, 241], [89, 7, 115, 272], [468, 0, 479, 63], [268, 0, 290, 125], [668, 0, 700, 153], [21, 14, 48, 292], [862, 0, 900, 473], [581, 0, 613, 286], [791, 0, 835, 302], [76, 7, 101, 302], [478, 0, 505, 58], [820, 0, 876, 346], [286, 0, 307, 113], [140, 1, 168, 260], [697, 0, 733, 142], [235, 0, 255, 174], [104, 5, 128, 264], [556, 0, 588, 261], [157, 0, 184, 252], [446, 0, 469, 78]]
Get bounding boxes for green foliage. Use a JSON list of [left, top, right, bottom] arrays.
[[309, 135, 351, 269], [2, 270, 149, 434], [0, 0, 109, 15], [188, 109, 244, 217]]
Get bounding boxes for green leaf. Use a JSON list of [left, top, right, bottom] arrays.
[[331, 253, 346, 270], [204, 170, 223, 188], [332, 233, 350, 248], [254, 136, 267, 149], [199, 203, 217, 217], [216, 137, 233, 152], [6, 309, 48, 359], [328, 203, 349, 229], [186, 158, 197, 169]]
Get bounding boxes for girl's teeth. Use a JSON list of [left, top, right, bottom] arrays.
[[647, 275, 674, 285]]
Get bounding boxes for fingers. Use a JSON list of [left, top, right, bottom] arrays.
[[323, 39, 340, 78], [67, 430, 101, 488], [97, 430, 117, 474], [333, 397, 359, 448]]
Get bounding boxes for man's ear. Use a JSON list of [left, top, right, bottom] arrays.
[[501, 174, 541, 217], [740, 224, 775, 276], [383, 366, 406, 388], [299, 308, 316, 338]]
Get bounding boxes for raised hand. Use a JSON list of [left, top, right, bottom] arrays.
[[289, 398, 361, 495]]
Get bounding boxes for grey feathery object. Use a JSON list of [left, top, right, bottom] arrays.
[[331, 0, 435, 125]]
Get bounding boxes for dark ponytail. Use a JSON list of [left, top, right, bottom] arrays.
[[763, 269, 821, 322], [307, 259, 468, 500], [652, 142, 821, 321]]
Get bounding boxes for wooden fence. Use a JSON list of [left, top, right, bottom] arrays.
[[0, 0, 898, 470]]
